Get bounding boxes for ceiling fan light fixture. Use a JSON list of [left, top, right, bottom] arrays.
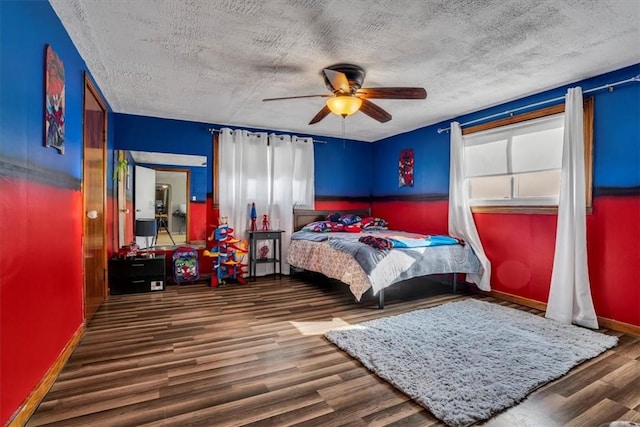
[[326, 95, 362, 117]]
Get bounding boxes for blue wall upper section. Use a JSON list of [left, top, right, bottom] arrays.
[[373, 64, 640, 196], [114, 113, 373, 198], [373, 124, 451, 197], [0, 0, 113, 184], [589, 66, 640, 188], [1, 0, 84, 179], [114, 113, 214, 197], [313, 136, 372, 197]]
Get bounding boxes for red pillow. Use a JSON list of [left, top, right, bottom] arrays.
[[343, 224, 362, 233]]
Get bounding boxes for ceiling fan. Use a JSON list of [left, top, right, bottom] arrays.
[[263, 64, 427, 125]]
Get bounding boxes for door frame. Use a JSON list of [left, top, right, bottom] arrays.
[[82, 72, 108, 320], [153, 167, 191, 243]]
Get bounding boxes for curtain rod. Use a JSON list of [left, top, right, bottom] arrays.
[[207, 127, 327, 144], [436, 74, 640, 134]]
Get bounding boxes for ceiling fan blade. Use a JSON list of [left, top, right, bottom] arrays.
[[356, 87, 427, 99], [323, 69, 351, 94], [309, 105, 331, 125], [359, 99, 392, 123], [263, 94, 328, 101]]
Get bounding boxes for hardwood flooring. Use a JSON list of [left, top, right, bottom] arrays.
[[27, 275, 639, 427]]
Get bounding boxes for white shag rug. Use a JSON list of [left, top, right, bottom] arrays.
[[325, 299, 618, 427]]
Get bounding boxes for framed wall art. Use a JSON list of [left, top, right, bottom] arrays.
[[399, 148, 414, 187], [45, 44, 65, 153]]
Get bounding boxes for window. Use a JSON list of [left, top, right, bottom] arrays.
[[462, 99, 593, 214]]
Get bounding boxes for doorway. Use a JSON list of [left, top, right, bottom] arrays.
[[82, 74, 107, 322]]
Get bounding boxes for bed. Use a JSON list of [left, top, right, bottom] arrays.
[[287, 208, 481, 308]]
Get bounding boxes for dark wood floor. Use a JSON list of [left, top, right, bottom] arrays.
[[27, 275, 639, 427]]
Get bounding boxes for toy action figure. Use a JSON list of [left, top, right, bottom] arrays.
[[261, 214, 270, 231]]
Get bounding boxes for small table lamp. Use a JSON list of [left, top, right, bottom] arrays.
[[135, 218, 157, 257]]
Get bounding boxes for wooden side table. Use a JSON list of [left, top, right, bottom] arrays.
[[247, 230, 284, 281]]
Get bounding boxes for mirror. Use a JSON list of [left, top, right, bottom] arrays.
[[117, 150, 208, 249], [155, 184, 170, 216]]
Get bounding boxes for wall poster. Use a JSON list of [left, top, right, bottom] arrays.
[[45, 44, 65, 153], [399, 148, 414, 187]]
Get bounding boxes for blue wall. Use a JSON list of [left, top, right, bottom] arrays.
[[373, 124, 451, 197], [0, 1, 113, 424], [114, 114, 213, 196], [373, 64, 640, 195], [313, 136, 373, 197], [2, 1, 81, 181], [114, 113, 373, 198]]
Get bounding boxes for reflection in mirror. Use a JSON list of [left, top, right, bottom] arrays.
[[155, 184, 170, 216], [155, 181, 177, 246], [154, 170, 186, 246], [117, 151, 208, 249]]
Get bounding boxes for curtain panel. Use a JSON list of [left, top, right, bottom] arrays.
[[448, 122, 492, 291], [219, 128, 314, 276], [545, 87, 598, 329]]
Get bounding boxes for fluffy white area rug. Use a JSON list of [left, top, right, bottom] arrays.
[[325, 299, 618, 427]]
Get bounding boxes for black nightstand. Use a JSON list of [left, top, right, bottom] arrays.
[[109, 255, 166, 295], [247, 230, 284, 281]]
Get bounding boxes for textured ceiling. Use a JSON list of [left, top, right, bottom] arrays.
[[50, 0, 640, 142]]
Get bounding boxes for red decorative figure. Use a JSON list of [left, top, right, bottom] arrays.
[[262, 214, 270, 231]]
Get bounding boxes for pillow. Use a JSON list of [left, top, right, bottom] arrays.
[[343, 224, 362, 233], [326, 212, 341, 222], [338, 214, 362, 226], [301, 221, 344, 233], [361, 217, 389, 229]]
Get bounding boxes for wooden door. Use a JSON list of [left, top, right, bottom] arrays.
[[83, 74, 107, 322]]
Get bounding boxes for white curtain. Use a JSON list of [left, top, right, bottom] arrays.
[[545, 87, 598, 329], [270, 134, 315, 274], [448, 122, 492, 291], [219, 127, 269, 248], [219, 128, 314, 277]]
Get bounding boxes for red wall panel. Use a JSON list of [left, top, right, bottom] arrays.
[[372, 200, 449, 235], [315, 200, 371, 212], [371, 196, 639, 327], [474, 212, 557, 303], [587, 196, 640, 326], [189, 201, 206, 242], [0, 178, 84, 422]]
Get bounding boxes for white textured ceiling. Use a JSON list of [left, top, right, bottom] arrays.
[[50, 0, 640, 142]]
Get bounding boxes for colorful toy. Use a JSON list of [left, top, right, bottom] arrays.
[[250, 202, 257, 231], [261, 214, 270, 231], [118, 241, 139, 258], [258, 245, 269, 259], [173, 246, 199, 284], [204, 216, 248, 287]]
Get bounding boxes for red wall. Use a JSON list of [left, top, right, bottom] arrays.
[[315, 200, 371, 212], [372, 200, 449, 235], [587, 196, 640, 326], [371, 195, 640, 327], [0, 179, 84, 422], [189, 201, 207, 242]]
